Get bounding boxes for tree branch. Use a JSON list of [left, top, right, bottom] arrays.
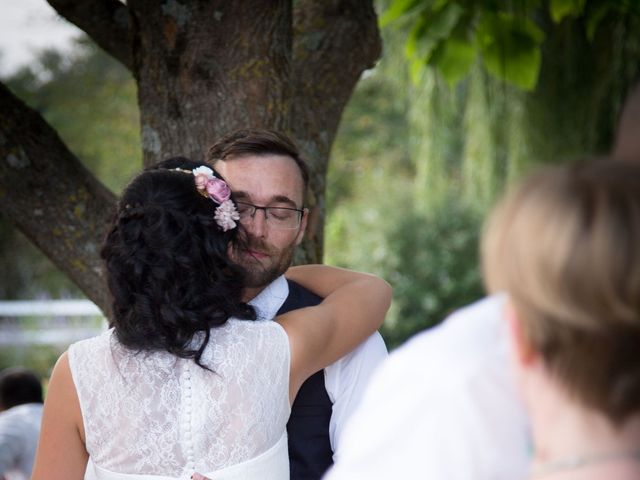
[[0, 81, 116, 313], [46, 0, 133, 71]]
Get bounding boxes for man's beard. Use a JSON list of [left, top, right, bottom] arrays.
[[232, 238, 297, 289]]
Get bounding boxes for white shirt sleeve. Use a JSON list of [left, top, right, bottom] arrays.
[[324, 331, 388, 459], [324, 296, 532, 480]]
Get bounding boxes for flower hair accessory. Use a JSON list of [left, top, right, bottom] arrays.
[[174, 166, 240, 231]]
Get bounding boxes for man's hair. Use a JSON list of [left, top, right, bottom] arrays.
[[482, 159, 640, 425], [206, 129, 310, 191], [0, 367, 43, 409], [101, 158, 255, 368]]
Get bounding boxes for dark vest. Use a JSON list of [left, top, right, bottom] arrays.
[[277, 280, 333, 480]]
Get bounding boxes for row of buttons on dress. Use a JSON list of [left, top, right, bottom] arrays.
[[181, 361, 196, 473]]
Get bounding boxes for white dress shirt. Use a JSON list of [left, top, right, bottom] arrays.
[[0, 402, 43, 480], [324, 295, 531, 480], [250, 275, 388, 458]]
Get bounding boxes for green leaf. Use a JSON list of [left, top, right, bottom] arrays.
[[585, 3, 611, 41], [550, 0, 586, 23], [429, 37, 477, 87], [477, 12, 544, 90], [422, 2, 465, 41], [404, 2, 465, 60], [380, 0, 431, 26], [409, 55, 427, 84], [405, 14, 438, 59]]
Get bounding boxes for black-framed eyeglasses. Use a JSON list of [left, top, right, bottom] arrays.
[[236, 201, 304, 229]]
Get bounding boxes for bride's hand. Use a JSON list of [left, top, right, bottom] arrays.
[[192, 473, 212, 480]]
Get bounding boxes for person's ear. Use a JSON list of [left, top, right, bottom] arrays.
[[505, 301, 537, 367], [294, 208, 309, 246]]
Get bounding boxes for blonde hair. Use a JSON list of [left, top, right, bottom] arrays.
[[482, 159, 640, 424]]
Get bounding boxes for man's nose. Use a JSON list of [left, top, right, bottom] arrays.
[[243, 208, 268, 237]]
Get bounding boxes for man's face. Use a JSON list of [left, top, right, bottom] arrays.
[[215, 154, 307, 297]]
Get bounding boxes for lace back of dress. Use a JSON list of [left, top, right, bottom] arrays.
[[69, 321, 290, 477]]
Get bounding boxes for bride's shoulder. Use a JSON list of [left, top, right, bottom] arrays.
[[229, 318, 286, 333], [68, 328, 113, 354], [222, 319, 289, 349]]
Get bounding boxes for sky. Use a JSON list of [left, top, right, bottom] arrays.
[[0, 0, 82, 76]]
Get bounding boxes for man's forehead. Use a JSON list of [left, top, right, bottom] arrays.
[[215, 154, 305, 203], [215, 153, 302, 175]]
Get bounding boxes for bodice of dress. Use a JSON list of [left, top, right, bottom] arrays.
[[69, 320, 290, 478]]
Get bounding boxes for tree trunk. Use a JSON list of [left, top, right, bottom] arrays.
[[0, 0, 381, 310]]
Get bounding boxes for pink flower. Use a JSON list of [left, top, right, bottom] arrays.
[[214, 199, 240, 231], [194, 173, 210, 192], [192, 166, 214, 193], [205, 178, 231, 203]]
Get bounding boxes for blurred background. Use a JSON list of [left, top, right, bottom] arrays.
[[2, 0, 639, 379]]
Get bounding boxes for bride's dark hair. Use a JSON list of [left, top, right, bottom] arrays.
[[101, 158, 255, 367]]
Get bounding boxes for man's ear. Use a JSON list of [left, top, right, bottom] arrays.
[[505, 301, 537, 367], [294, 208, 309, 246]]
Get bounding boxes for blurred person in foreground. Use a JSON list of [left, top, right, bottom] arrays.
[[482, 159, 640, 479], [31, 160, 391, 480], [325, 159, 640, 479], [0, 366, 43, 480]]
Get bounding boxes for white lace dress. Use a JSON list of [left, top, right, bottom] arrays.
[[68, 319, 291, 480]]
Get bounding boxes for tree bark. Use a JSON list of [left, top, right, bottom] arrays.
[[127, 0, 293, 164], [1, 1, 381, 302], [0, 83, 116, 313], [291, 0, 381, 261]]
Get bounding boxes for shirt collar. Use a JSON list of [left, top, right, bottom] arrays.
[[248, 275, 289, 321]]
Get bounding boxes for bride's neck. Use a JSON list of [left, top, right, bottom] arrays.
[[524, 368, 640, 479]]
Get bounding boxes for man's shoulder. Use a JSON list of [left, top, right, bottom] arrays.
[[277, 279, 323, 315], [286, 279, 322, 301]]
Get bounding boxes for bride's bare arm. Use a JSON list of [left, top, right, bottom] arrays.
[[31, 352, 88, 480], [279, 265, 392, 401]]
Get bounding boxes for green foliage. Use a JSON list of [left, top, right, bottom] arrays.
[[378, 198, 484, 347], [326, 165, 484, 349], [328, 4, 640, 347], [550, 0, 586, 23], [380, 0, 428, 26], [328, 28, 487, 349], [429, 34, 477, 87], [476, 11, 543, 90], [383, 0, 637, 91], [0, 344, 63, 380]]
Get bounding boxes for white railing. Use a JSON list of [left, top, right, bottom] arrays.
[[0, 300, 103, 317], [0, 300, 107, 346]]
